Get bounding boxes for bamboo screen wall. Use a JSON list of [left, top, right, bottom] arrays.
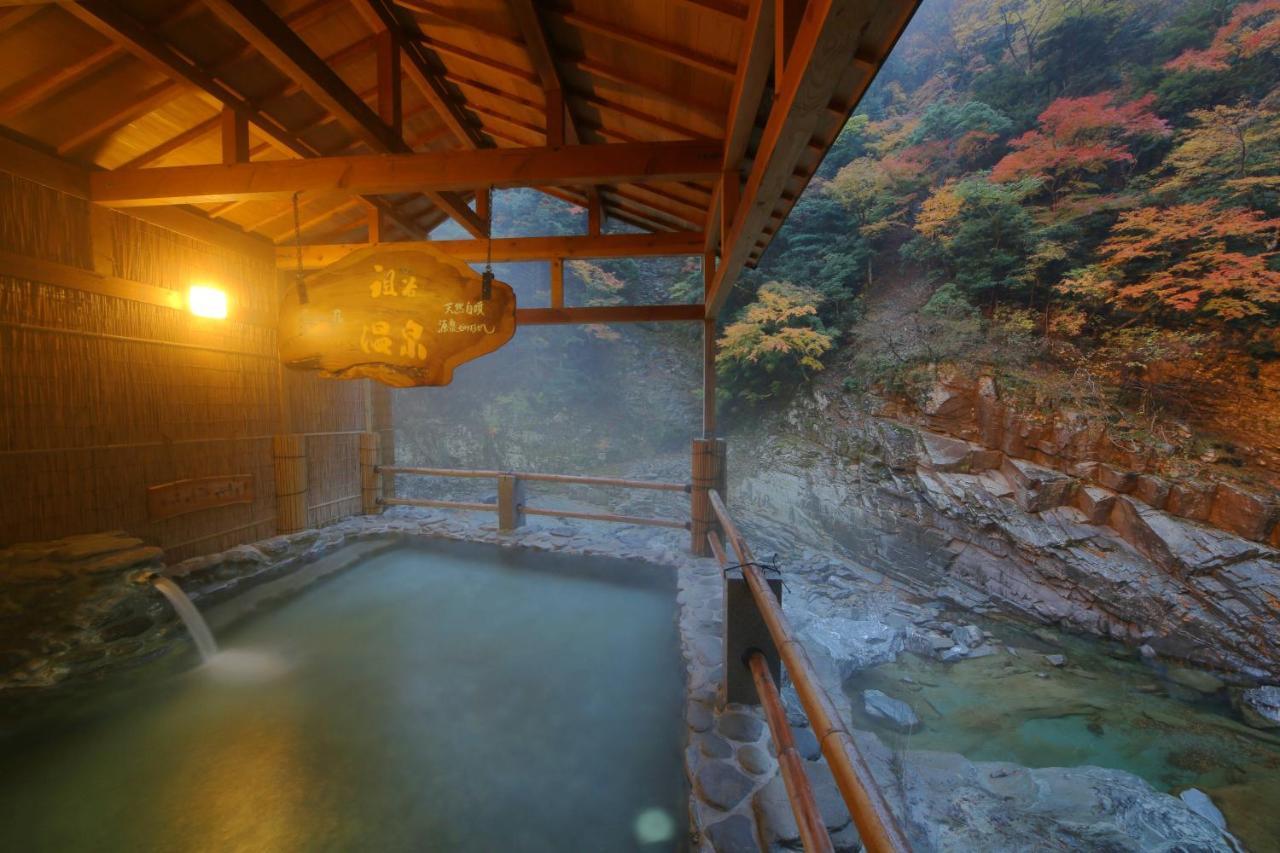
[[0, 173, 392, 561]]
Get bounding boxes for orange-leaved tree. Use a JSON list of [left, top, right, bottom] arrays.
[[991, 92, 1169, 208], [1165, 0, 1280, 73], [1058, 201, 1280, 320], [716, 282, 835, 403]]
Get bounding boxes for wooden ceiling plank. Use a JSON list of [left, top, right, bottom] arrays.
[[281, 230, 705, 269], [672, 0, 749, 19], [0, 5, 43, 34], [0, 42, 122, 122], [548, 6, 736, 80], [706, 0, 920, 317], [91, 140, 722, 206], [118, 115, 219, 169], [56, 79, 182, 155]]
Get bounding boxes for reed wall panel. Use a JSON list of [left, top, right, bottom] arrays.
[[0, 175, 390, 559]]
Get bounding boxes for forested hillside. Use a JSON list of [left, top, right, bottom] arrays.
[[722, 0, 1280, 485]]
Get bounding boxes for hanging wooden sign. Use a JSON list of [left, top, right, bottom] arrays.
[[279, 244, 516, 387]]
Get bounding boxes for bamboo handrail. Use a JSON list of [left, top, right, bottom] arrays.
[[381, 497, 496, 512], [748, 651, 835, 853], [379, 464, 689, 492], [707, 490, 911, 853], [521, 506, 690, 529]]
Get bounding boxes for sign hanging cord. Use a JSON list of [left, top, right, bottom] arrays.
[[481, 185, 493, 300], [292, 192, 308, 305]]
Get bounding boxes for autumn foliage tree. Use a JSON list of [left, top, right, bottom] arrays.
[[991, 91, 1169, 207], [716, 283, 835, 403], [1058, 201, 1280, 319], [1165, 0, 1280, 72]]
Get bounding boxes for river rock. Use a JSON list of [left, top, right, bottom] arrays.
[[1045, 654, 1067, 667], [737, 744, 771, 775], [1239, 685, 1280, 729], [863, 689, 922, 733], [1179, 788, 1227, 830], [792, 725, 821, 760], [941, 645, 969, 662], [951, 624, 984, 647], [696, 761, 755, 811], [717, 711, 764, 743], [703, 813, 757, 851]]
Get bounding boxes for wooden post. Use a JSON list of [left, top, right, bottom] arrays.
[[702, 317, 717, 437], [221, 107, 249, 165], [498, 474, 526, 531], [550, 257, 564, 308], [273, 434, 308, 534], [360, 431, 382, 515], [690, 438, 721, 555]]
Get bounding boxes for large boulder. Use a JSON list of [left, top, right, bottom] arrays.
[[863, 689, 923, 733]]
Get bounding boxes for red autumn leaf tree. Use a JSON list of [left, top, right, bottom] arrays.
[[991, 92, 1169, 207]]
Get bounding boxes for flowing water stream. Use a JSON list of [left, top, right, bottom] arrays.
[[151, 575, 218, 662]]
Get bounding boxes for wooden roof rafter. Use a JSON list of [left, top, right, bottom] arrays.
[[506, 0, 607, 233], [198, 0, 484, 237], [63, 1, 426, 238]]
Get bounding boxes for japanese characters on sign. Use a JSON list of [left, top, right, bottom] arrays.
[[278, 245, 517, 387]]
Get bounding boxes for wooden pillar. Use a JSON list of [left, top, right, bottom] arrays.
[[475, 188, 491, 235], [587, 195, 603, 235], [691, 437, 726, 555], [702, 317, 717, 437], [273, 434, 308, 534], [545, 86, 565, 147], [498, 474, 525, 531], [221, 107, 249, 165], [360, 431, 383, 515], [550, 257, 564, 308]]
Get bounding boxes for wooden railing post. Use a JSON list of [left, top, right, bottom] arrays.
[[498, 473, 526, 531], [690, 437, 726, 555], [359, 431, 382, 515], [273, 434, 308, 534]]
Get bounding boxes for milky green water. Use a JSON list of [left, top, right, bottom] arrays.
[[0, 541, 686, 852], [844, 622, 1280, 850]]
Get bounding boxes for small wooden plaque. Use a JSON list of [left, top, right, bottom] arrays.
[[279, 244, 517, 387], [147, 475, 254, 521]]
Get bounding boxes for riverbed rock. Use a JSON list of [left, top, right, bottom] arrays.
[[951, 624, 983, 647], [1239, 685, 1280, 729], [863, 689, 922, 733], [1167, 666, 1224, 694], [703, 813, 757, 852], [1045, 654, 1067, 667]]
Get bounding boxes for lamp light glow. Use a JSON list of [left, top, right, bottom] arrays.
[[188, 285, 228, 319]]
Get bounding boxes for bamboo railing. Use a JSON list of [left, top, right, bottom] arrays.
[[707, 490, 911, 853], [375, 465, 692, 531]]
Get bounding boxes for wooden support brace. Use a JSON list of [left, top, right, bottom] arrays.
[[360, 431, 383, 515], [273, 434, 309, 533], [550, 257, 564, 308]]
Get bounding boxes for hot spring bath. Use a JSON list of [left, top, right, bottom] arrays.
[[0, 539, 687, 852]]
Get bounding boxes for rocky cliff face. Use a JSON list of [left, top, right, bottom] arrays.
[[731, 380, 1280, 679]]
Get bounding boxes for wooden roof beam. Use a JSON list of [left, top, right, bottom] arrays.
[[706, 0, 773, 260], [507, 0, 606, 227], [200, 0, 483, 237], [91, 140, 721, 206], [280, 230, 705, 269], [706, 0, 920, 317], [0, 41, 122, 122]]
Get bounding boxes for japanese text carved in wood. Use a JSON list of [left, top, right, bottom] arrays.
[[279, 244, 517, 387]]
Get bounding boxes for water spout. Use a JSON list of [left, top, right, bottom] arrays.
[[151, 576, 218, 662]]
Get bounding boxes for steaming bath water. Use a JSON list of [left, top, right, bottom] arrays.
[[0, 540, 685, 851], [151, 575, 218, 662]]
